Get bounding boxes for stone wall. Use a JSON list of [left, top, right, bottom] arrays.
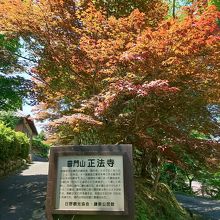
[[0, 159, 27, 177]]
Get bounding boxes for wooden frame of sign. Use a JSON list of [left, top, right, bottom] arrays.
[[46, 145, 134, 220]]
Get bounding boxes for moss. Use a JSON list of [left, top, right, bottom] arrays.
[[135, 178, 192, 220]]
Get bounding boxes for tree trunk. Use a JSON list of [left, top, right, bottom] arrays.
[[189, 178, 193, 191], [172, 0, 176, 18], [140, 149, 148, 177], [153, 170, 161, 193], [153, 154, 164, 193]]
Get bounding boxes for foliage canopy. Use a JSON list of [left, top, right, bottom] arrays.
[[0, 0, 219, 178]]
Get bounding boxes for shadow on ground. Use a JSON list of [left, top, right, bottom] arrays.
[[32, 154, 48, 162], [0, 171, 47, 220]]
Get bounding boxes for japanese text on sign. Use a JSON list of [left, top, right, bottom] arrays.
[[56, 155, 124, 211]]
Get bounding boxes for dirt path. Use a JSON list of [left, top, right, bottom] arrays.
[[0, 161, 48, 220], [176, 194, 220, 220]]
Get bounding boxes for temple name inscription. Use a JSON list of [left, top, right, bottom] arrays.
[[56, 155, 124, 211]]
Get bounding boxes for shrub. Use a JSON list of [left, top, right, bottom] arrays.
[[16, 131, 30, 159], [0, 122, 30, 161], [0, 111, 20, 129], [32, 133, 50, 158]]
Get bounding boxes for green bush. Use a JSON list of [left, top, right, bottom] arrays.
[[32, 133, 50, 158], [0, 122, 30, 161], [16, 131, 30, 159], [0, 111, 20, 129]]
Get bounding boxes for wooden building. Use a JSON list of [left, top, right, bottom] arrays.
[[15, 112, 38, 161], [15, 112, 38, 139]]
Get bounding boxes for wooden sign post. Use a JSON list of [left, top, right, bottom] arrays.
[[46, 145, 134, 220]]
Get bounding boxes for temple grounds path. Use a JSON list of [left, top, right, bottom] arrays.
[[1, 161, 220, 220], [0, 161, 48, 220], [176, 194, 220, 220]]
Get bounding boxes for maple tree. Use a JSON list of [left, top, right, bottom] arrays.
[[0, 0, 219, 181]]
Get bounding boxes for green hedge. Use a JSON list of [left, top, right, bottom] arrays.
[[0, 122, 30, 161], [32, 136, 50, 158]]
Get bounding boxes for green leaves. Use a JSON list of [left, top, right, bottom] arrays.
[[0, 34, 21, 72], [0, 122, 30, 161], [0, 111, 20, 129], [210, 0, 220, 11], [0, 34, 20, 52], [32, 132, 50, 158], [0, 76, 33, 111], [190, 130, 209, 140], [0, 34, 33, 111]]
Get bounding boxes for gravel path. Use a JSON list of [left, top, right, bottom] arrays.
[[176, 194, 220, 220], [0, 161, 49, 220]]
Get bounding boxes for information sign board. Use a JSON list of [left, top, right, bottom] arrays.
[[46, 145, 134, 220]]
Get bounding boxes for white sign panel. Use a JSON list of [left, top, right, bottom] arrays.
[[56, 155, 124, 211]]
